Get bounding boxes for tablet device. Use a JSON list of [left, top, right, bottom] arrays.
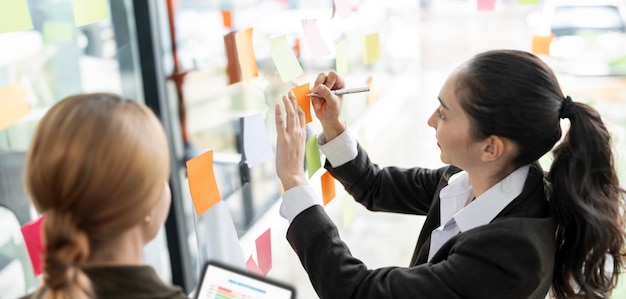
[[195, 261, 296, 299]]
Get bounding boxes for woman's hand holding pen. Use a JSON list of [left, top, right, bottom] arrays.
[[275, 91, 308, 191], [311, 71, 346, 141]]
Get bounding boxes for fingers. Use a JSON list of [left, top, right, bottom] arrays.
[[282, 94, 296, 132], [274, 103, 283, 131], [314, 71, 346, 91]]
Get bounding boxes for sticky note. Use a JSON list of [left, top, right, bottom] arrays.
[[303, 20, 330, 57], [270, 35, 304, 83], [0, 0, 33, 34], [363, 33, 380, 64], [224, 32, 242, 84], [21, 215, 45, 276], [245, 256, 263, 276], [43, 21, 74, 44], [186, 150, 222, 216], [235, 28, 259, 82], [333, 0, 352, 19], [290, 83, 312, 124], [531, 34, 554, 55], [321, 171, 336, 206], [518, 0, 539, 4], [0, 84, 30, 131], [342, 194, 355, 228], [242, 113, 273, 168], [73, 0, 109, 27], [221, 10, 232, 29], [306, 135, 322, 178], [477, 0, 496, 11], [255, 228, 272, 275], [336, 40, 348, 76]]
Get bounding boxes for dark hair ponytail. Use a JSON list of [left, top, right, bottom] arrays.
[[548, 101, 626, 298], [35, 210, 94, 299]]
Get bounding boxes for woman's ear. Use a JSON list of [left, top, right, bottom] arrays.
[[480, 135, 506, 162]]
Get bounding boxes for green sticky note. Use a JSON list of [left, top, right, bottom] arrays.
[[0, 0, 34, 34], [306, 135, 322, 178], [335, 40, 348, 76], [270, 35, 304, 83], [363, 33, 380, 64], [43, 21, 74, 43], [342, 193, 356, 228], [73, 0, 110, 27], [518, 0, 539, 4]]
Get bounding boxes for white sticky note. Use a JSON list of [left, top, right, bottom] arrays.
[[242, 113, 274, 168]]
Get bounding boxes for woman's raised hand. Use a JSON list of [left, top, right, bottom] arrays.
[[275, 91, 308, 191]]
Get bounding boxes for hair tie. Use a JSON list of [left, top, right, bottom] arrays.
[[559, 96, 574, 119]]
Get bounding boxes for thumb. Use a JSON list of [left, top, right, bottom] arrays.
[[314, 84, 334, 100]]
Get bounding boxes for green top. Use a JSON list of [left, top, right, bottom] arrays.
[[21, 265, 189, 299]]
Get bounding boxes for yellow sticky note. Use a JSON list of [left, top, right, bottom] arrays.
[[43, 21, 74, 44], [321, 171, 336, 206], [306, 135, 321, 178], [0, 84, 30, 131], [290, 83, 312, 124], [73, 0, 110, 27], [0, 0, 33, 34], [335, 40, 348, 76], [186, 150, 222, 216], [363, 33, 380, 64], [235, 28, 259, 82], [531, 34, 554, 55], [270, 35, 304, 83], [518, 0, 539, 4]]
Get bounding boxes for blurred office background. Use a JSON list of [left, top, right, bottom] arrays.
[[1, 0, 625, 298]]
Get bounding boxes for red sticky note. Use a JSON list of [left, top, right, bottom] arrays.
[[290, 83, 312, 124], [21, 215, 45, 276], [186, 150, 222, 216], [477, 0, 496, 11], [246, 256, 263, 276], [321, 171, 336, 206], [255, 228, 272, 275]]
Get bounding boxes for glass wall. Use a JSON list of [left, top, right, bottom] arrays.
[[0, 0, 171, 297]]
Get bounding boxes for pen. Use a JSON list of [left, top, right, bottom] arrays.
[[306, 86, 370, 98]]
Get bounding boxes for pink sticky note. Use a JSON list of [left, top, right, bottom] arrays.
[[246, 256, 263, 276], [303, 20, 330, 57], [255, 228, 272, 275], [478, 0, 496, 11], [333, 0, 352, 18], [21, 215, 45, 276]]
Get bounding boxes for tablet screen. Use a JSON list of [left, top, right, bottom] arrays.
[[195, 261, 295, 299]]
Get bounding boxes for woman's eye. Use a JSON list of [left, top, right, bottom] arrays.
[[438, 109, 445, 119]]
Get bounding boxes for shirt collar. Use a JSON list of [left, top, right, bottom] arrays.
[[439, 165, 530, 232]]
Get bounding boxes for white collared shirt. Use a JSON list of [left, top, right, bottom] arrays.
[[428, 165, 530, 261]]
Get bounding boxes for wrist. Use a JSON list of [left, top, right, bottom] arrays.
[[321, 119, 346, 141], [281, 175, 308, 191]]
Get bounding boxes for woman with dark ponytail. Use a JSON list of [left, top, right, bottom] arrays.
[[20, 94, 188, 299], [273, 49, 625, 298]]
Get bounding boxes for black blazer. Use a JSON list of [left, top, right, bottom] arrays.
[[287, 144, 557, 299]]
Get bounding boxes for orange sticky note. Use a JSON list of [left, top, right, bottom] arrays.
[[531, 34, 554, 55], [290, 83, 312, 123], [186, 150, 222, 216], [0, 84, 30, 131], [321, 171, 336, 206], [255, 228, 272, 275], [21, 215, 45, 276], [221, 10, 232, 29], [235, 28, 259, 82], [224, 32, 242, 85]]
